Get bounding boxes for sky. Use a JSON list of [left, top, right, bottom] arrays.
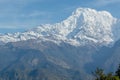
[[0, 0, 120, 33]]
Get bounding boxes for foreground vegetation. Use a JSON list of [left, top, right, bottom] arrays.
[[93, 64, 120, 80]]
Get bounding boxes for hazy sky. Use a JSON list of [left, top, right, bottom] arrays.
[[0, 0, 120, 33]]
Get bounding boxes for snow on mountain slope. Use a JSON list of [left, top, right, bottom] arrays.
[[0, 8, 120, 46]]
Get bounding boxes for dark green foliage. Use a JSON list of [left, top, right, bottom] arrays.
[[116, 64, 120, 78], [93, 68, 105, 80], [93, 68, 120, 80]]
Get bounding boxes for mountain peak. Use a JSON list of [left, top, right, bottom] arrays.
[[73, 8, 113, 17], [61, 7, 117, 45], [0, 8, 119, 46]]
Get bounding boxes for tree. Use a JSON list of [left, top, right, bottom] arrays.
[[116, 64, 120, 78], [92, 68, 106, 80], [93, 68, 120, 80]]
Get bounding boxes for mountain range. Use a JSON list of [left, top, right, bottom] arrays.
[[0, 8, 120, 80]]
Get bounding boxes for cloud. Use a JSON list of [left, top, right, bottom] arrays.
[[0, 10, 54, 29], [0, 0, 55, 29], [94, 0, 120, 7], [0, 0, 119, 29], [19, 11, 52, 18]]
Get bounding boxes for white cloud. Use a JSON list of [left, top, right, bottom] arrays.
[[94, 0, 120, 7], [19, 11, 52, 18]]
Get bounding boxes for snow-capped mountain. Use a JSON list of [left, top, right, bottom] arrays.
[[0, 8, 120, 80], [0, 8, 120, 46]]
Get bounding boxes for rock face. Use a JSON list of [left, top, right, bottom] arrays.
[[0, 8, 120, 46], [0, 39, 120, 80]]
